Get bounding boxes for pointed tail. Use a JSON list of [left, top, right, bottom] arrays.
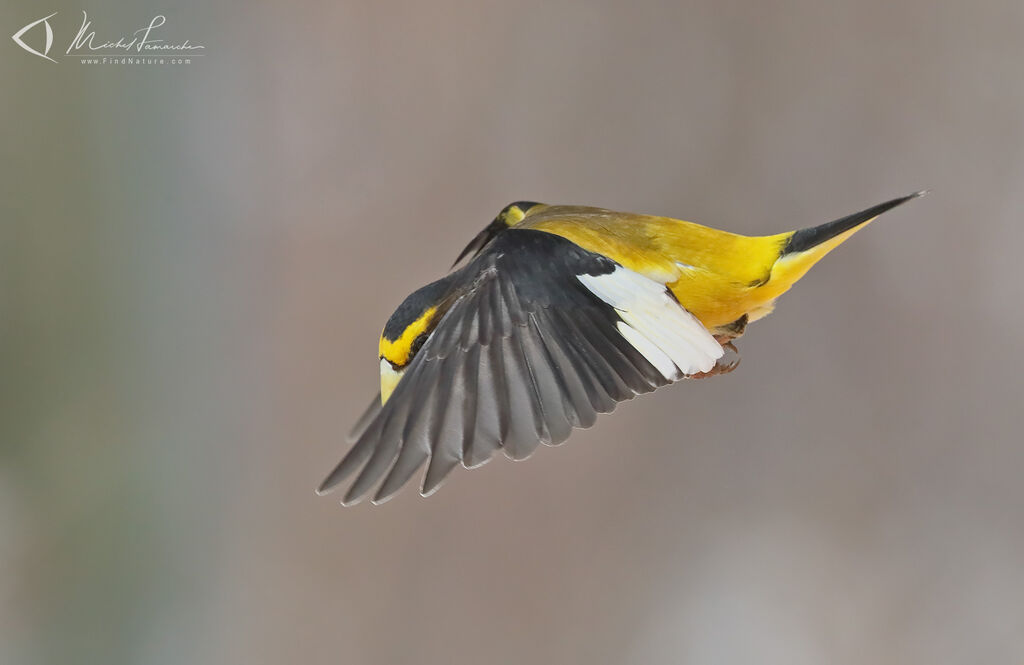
[[756, 191, 927, 311], [782, 190, 928, 256]]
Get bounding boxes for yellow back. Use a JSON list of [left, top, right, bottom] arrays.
[[517, 205, 867, 332]]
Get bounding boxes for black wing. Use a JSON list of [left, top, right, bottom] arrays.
[[319, 229, 721, 505], [450, 201, 544, 267], [450, 216, 507, 267]]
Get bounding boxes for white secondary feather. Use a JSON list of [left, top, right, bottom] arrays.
[[578, 267, 723, 380], [615, 321, 679, 379]]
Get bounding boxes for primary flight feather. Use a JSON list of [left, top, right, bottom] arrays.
[[319, 192, 925, 505]]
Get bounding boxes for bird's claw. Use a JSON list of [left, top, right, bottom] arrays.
[[689, 341, 740, 379]]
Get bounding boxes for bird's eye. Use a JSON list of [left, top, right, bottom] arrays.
[[409, 332, 430, 358]]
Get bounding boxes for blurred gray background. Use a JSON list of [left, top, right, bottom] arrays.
[[3, 1, 1023, 664]]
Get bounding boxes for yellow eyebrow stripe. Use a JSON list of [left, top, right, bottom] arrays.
[[379, 306, 437, 367]]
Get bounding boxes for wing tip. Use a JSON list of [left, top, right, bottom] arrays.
[[316, 452, 366, 498], [369, 492, 397, 506], [315, 469, 343, 496], [317, 472, 418, 506], [419, 481, 446, 499], [342, 488, 368, 506]]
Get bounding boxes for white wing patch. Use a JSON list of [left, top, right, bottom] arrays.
[[614, 322, 679, 378], [577, 267, 723, 380]]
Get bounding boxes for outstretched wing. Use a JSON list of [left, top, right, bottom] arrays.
[[318, 229, 724, 505]]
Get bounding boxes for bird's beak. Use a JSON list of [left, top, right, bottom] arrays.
[[379, 358, 404, 405]]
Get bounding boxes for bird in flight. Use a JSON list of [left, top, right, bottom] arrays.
[[318, 191, 925, 505]]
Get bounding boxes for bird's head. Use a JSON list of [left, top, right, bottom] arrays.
[[378, 276, 457, 404], [380, 201, 549, 404]]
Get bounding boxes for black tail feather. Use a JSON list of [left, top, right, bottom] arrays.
[[783, 190, 927, 255]]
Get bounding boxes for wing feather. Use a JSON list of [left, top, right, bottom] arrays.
[[531, 309, 599, 429], [320, 229, 726, 504], [464, 338, 505, 468], [347, 392, 382, 442], [501, 323, 549, 459]]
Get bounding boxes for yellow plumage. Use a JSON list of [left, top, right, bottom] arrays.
[[516, 195, 921, 334]]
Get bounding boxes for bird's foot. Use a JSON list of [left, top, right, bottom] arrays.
[[690, 341, 740, 379]]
